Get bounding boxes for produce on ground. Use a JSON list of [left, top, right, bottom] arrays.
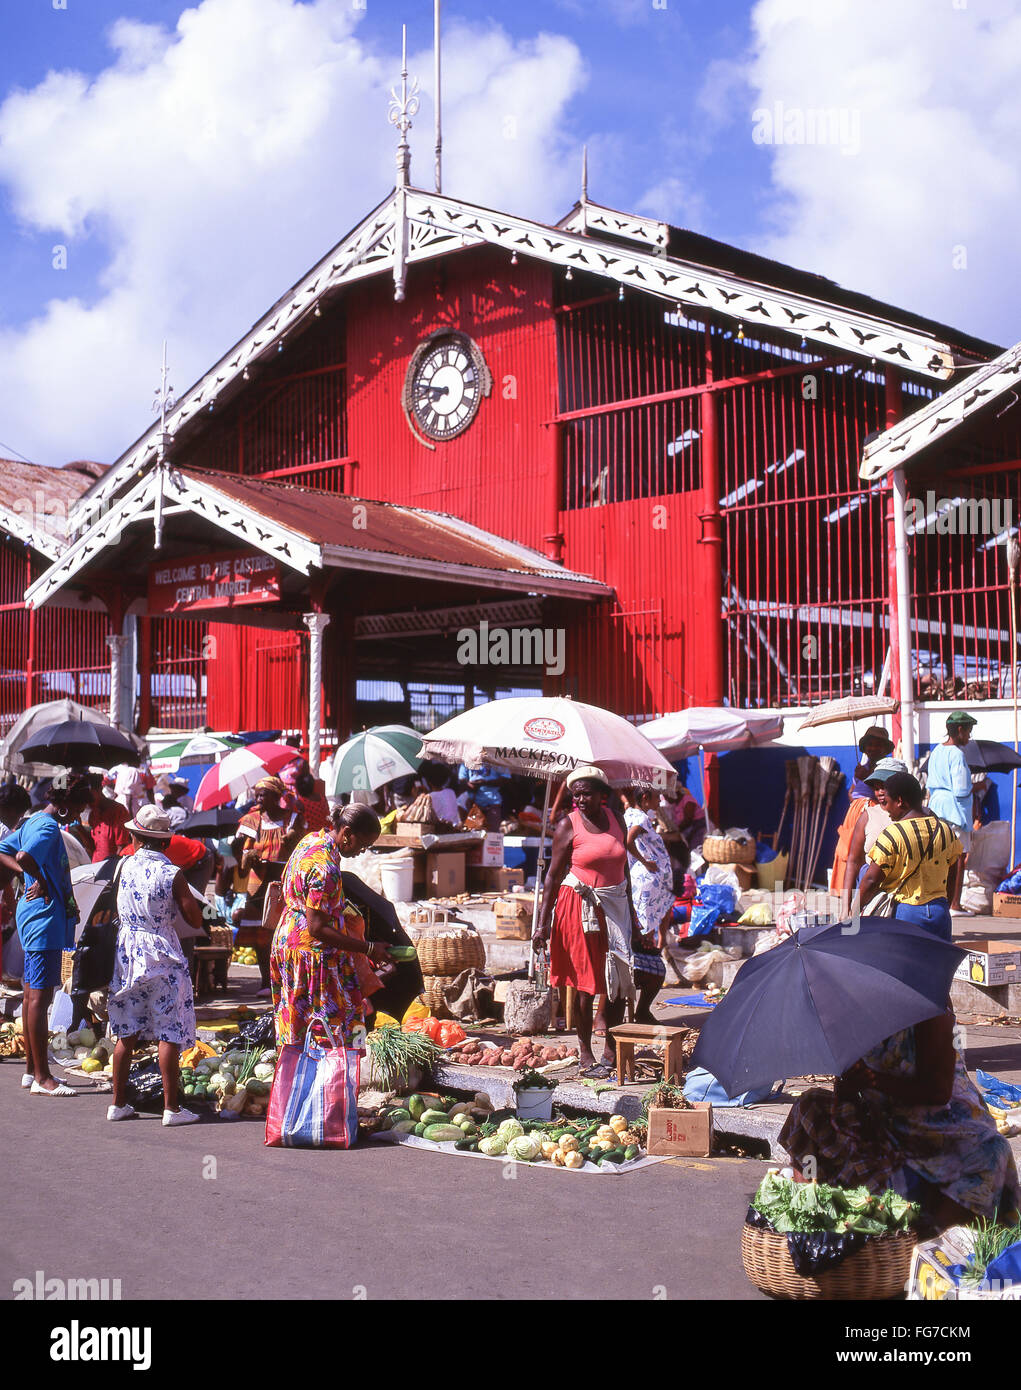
[[376, 1098, 645, 1167], [960, 1219, 1021, 1286], [750, 1170, 920, 1236], [445, 1037, 577, 1068], [366, 1025, 443, 1091], [232, 947, 258, 966]]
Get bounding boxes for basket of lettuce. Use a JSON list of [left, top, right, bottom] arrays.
[[742, 1170, 920, 1300]]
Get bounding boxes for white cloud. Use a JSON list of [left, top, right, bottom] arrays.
[[0, 0, 585, 468], [744, 0, 1021, 346]]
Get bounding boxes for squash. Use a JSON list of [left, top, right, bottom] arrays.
[[564, 1150, 585, 1169], [609, 1114, 628, 1134]]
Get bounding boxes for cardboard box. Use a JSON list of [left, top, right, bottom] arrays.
[[481, 832, 504, 867], [467, 865, 524, 894], [993, 892, 1021, 919], [908, 1225, 1021, 1301], [646, 1102, 713, 1157], [425, 851, 466, 899], [953, 937, 1021, 987], [494, 894, 535, 939]]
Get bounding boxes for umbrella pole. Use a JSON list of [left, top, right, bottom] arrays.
[[528, 776, 554, 982], [1010, 545, 1020, 868]]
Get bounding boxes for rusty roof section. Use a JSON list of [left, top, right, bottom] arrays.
[[0, 458, 108, 556], [180, 469, 610, 593]]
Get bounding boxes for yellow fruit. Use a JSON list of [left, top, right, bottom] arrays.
[[81, 1058, 103, 1074]]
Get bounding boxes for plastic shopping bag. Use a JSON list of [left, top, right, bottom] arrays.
[[265, 1014, 361, 1149]]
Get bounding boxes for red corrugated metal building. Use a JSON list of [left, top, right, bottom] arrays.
[[12, 186, 1013, 761]]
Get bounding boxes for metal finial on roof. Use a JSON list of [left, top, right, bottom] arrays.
[[434, 0, 443, 194], [389, 24, 420, 190], [581, 144, 588, 204], [151, 340, 175, 550]]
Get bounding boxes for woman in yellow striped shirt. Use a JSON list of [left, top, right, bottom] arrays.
[[850, 772, 962, 942]]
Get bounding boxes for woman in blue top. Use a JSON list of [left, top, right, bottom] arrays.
[[0, 781, 90, 1095]]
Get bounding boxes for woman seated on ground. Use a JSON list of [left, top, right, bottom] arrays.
[[270, 804, 393, 1051], [849, 771, 963, 941], [780, 1009, 1020, 1232]]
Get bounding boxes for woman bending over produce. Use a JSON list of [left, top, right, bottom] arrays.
[[270, 805, 392, 1049], [533, 766, 642, 1077], [779, 1010, 1020, 1232]]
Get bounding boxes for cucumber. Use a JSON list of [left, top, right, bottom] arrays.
[[454, 1138, 475, 1151], [419, 1108, 449, 1127], [624, 1145, 639, 1161], [414, 1123, 427, 1137], [407, 1094, 429, 1121], [385, 1107, 412, 1125], [601, 1148, 625, 1164], [423, 1123, 466, 1143], [390, 1120, 417, 1134]]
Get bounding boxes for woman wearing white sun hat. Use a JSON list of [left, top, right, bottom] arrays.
[[107, 804, 205, 1127]]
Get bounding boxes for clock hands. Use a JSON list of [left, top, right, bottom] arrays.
[[417, 384, 449, 402]]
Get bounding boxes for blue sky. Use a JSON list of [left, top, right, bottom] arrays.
[[1, 0, 1019, 468]]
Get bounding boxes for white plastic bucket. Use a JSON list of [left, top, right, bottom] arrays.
[[380, 857, 415, 904], [515, 1086, 555, 1121]]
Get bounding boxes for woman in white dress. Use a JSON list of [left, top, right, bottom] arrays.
[[107, 805, 205, 1127], [622, 788, 679, 1009]]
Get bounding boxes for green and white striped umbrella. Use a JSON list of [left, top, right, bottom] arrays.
[[149, 734, 243, 774], [327, 725, 424, 795]]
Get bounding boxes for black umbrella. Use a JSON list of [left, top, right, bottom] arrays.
[[690, 917, 965, 1098], [18, 719, 139, 769], [179, 806, 242, 837], [965, 739, 1021, 774]]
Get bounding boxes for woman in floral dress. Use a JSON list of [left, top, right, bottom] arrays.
[[270, 805, 390, 1049], [780, 1009, 1020, 1229], [108, 805, 206, 1127], [622, 788, 676, 1012]]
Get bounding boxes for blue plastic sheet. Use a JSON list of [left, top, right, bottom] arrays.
[[689, 880, 737, 937]]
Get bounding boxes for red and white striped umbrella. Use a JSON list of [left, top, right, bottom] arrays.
[[193, 741, 299, 811]]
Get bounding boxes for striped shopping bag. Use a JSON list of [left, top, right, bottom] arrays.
[[265, 1014, 361, 1149]]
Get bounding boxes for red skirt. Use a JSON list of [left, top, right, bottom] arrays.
[[549, 884, 606, 996]]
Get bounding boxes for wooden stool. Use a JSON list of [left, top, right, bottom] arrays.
[[609, 1023, 687, 1087], [191, 946, 232, 999]]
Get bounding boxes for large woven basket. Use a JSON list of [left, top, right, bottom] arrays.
[[741, 1223, 915, 1301], [702, 834, 757, 865], [411, 924, 486, 977], [421, 974, 461, 1017], [61, 950, 76, 987], [207, 924, 233, 950]]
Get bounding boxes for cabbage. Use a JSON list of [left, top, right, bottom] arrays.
[[506, 1133, 542, 1162], [77, 1026, 97, 1047], [478, 1135, 507, 1156], [253, 1063, 275, 1081], [497, 1118, 524, 1142]]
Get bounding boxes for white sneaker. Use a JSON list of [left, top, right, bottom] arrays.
[[22, 1072, 34, 1089], [162, 1107, 200, 1127], [107, 1104, 137, 1121]]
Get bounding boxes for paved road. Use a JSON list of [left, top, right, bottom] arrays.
[[1, 1062, 769, 1301]]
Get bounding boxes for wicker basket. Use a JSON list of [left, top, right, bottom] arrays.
[[421, 974, 460, 1017], [61, 950, 76, 987], [741, 1223, 915, 1301], [207, 924, 233, 950], [411, 924, 486, 977], [702, 834, 757, 865]]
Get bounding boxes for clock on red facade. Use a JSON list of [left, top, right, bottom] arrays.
[[402, 331, 492, 443]]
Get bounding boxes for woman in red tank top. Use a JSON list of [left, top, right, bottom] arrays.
[[534, 766, 642, 1075]]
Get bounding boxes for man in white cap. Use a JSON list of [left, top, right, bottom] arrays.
[[106, 805, 205, 1126]]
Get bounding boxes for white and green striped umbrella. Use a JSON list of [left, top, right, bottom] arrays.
[[149, 734, 243, 774], [327, 725, 424, 795]]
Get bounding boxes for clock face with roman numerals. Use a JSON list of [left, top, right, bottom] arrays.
[[405, 332, 490, 442]]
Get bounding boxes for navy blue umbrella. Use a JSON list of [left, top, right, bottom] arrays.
[[690, 918, 965, 1098], [18, 719, 138, 769]]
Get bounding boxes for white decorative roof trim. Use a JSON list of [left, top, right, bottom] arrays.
[[404, 192, 957, 382], [25, 469, 321, 609], [320, 540, 611, 597], [860, 340, 1021, 480], [0, 506, 61, 561], [557, 201, 669, 253]]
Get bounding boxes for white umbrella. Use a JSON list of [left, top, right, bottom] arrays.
[[422, 697, 675, 975], [797, 695, 897, 731], [149, 734, 243, 775], [637, 707, 784, 758], [0, 697, 146, 776]]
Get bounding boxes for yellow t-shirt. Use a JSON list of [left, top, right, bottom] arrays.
[[867, 814, 962, 905]]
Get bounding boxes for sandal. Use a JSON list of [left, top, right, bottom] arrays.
[[580, 1063, 611, 1079], [31, 1080, 78, 1096]]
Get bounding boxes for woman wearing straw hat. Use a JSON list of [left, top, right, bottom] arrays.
[[533, 766, 642, 1077], [107, 805, 206, 1126], [829, 726, 894, 895]]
